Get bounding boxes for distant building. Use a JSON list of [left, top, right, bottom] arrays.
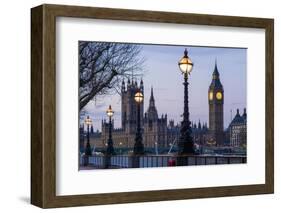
[[191, 121, 208, 146], [229, 108, 247, 147]]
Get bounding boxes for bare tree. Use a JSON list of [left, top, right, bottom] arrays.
[[79, 41, 144, 110]]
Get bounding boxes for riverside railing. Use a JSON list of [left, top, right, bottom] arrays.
[[80, 154, 246, 169]]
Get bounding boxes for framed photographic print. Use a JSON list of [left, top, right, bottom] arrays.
[[31, 4, 274, 208]]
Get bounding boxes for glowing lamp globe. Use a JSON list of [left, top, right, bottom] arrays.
[[84, 116, 92, 126], [106, 105, 114, 117], [134, 91, 144, 103], [178, 49, 193, 74]]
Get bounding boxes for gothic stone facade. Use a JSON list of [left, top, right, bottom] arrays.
[[87, 79, 168, 150]]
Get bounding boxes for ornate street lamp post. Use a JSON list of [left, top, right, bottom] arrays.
[[106, 105, 115, 155], [178, 49, 195, 155], [84, 116, 92, 166], [133, 90, 144, 155]]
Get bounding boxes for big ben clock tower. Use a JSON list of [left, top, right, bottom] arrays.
[[208, 61, 224, 146]]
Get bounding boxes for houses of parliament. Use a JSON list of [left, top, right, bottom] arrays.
[[80, 62, 247, 151]]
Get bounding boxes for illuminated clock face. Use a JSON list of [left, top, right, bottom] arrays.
[[216, 92, 222, 100], [209, 92, 213, 100]]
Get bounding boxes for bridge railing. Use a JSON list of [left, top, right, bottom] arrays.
[[81, 154, 246, 169]]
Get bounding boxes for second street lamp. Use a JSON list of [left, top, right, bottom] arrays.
[[133, 90, 144, 155], [84, 116, 92, 166], [106, 105, 115, 155], [178, 48, 195, 155], [84, 116, 92, 156]]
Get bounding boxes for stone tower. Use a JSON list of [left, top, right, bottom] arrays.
[[146, 87, 158, 120], [143, 87, 167, 148], [208, 61, 224, 146], [121, 78, 144, 134]]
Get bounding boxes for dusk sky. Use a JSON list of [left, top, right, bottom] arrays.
[[80, 44, 247, 131]]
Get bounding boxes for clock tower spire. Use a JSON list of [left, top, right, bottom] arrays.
[[208, 60, 224, 146]]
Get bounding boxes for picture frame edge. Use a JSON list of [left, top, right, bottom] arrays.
[[31, 4, 274, 208]]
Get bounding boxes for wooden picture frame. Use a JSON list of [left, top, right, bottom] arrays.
[[31, 4, 274, 208]]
